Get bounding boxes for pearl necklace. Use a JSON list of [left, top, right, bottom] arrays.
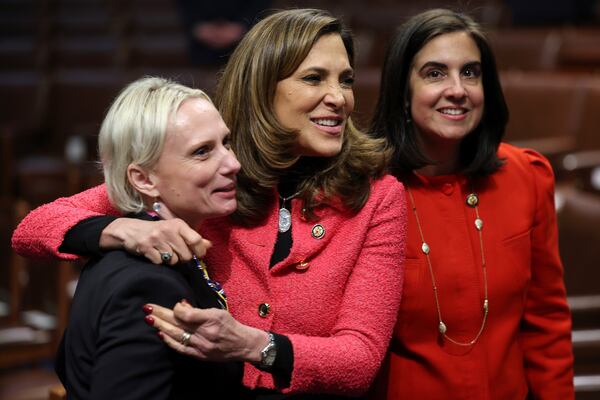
[[406, 184, 489, 347], [278, 190, 302, 233]]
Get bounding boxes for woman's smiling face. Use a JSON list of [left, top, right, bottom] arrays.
[[409, 31, 484, 152], [273, 33, 355, 158]]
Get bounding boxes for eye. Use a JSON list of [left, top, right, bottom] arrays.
[[302, 74, 321, 84], [193, 145, 210, 158], [425, 69, 444, 79], [341, 75, 355, 88], [223, 135, 232, 150], [463, 64, 482, 78]]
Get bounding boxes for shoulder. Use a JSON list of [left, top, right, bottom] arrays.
[[369, 174, 406, 201], [498, 142, 555, 185], [89, 251, 189, 299]]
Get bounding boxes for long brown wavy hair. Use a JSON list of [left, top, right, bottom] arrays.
[[215, 8, 388, 226]]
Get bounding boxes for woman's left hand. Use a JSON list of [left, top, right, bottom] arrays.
[[145, 301, 268, 363]]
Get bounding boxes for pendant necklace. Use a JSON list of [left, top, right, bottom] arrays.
[[407, 183, 489, 347], [278, 190, 302, 233]]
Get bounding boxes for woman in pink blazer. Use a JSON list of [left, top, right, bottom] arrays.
[[12, 9, 406, 398]]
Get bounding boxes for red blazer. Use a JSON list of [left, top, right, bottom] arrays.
[[369, 144, 574, 399], [12, 175, 407, 396]]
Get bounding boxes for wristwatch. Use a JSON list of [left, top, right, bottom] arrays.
[[258, 332, 277, 368]]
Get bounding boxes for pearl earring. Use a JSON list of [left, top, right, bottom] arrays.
[[152, 200, 161, 213]]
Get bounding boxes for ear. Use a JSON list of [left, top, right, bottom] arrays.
[[127, 164, 160, 198]]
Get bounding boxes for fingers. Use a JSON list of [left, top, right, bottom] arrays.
[[172, 301, 223, 325], [112, 218, 210, 265], [159, 327, 208, 360], [179, 225, 212, 259], [146, 303, 179, 326]]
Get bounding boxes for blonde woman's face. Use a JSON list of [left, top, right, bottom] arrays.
[[150, 98, 241, 226], [273, 33, 355, 157]]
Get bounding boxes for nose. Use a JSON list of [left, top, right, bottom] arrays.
[[221, 148, 241, 176], [323, 83, 346, 109], [444, 76, 467, 100]]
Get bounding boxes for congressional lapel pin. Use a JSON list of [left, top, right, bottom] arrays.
[[311, 224, 325, 239]]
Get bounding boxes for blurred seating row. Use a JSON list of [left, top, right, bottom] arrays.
[[3, 0, 599, 73], [1, 0, 187, 71]]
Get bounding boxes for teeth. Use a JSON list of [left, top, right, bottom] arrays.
[[440, 108, 465, 115], [313, 118, 340, 126]]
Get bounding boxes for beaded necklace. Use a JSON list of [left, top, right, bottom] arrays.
[[406, 184, 489, 346]]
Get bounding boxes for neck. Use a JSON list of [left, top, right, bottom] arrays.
[[416, 136, 461, 176]]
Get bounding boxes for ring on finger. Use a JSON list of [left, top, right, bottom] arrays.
[[159, 251, 172, 264], [181, 331, 192, 347]]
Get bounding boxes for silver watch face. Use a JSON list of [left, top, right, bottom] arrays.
[[261, 338, 277, 367]]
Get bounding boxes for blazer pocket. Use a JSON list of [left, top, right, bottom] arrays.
[[501, 228, 532, 295]]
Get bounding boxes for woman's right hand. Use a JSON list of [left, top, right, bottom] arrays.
[[100, 218, 212, 265]]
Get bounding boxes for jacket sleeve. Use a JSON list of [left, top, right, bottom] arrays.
[[11, 184, 119, 260], [282, 178, 407, 395], [90, 271, 189, 400], [520, 150, 574, 399]]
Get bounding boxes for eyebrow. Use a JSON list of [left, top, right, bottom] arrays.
[[298, 66, 354, 75], [417, 60, 481, 72]]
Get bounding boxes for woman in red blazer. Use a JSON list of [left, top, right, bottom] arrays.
[[367, 9, 574, 399], [11, 9, 406, 398]]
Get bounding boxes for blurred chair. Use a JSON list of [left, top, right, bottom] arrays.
[[557, 28, 600, 74], [501, 71, 586, 167], [556, 150, 600, 397], [576, 81, 600, 151], [49, 383, 66, 400], [50, 36, 126, 69], [0, 199, 80, 369], [489, 28, 562, 71], [45, 68, 128, 154], [128, 33, 189, 69]]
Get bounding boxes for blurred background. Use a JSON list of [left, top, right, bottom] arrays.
[[1, 0, 599, 399]]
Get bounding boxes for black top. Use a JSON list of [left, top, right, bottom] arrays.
[[58, 213, 246, 399], [61, 215, 296, 395]]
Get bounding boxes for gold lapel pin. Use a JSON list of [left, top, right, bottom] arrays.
[[311, 224, 325, 239]]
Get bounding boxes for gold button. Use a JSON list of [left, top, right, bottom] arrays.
[[466, 193, 479, 207], [296, 260, 309, 271], [258, 303, 270, 317]]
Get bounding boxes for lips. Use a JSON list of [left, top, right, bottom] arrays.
[[311, 117, 342, 127], [213, 182, 236, 194], [310, 116, 344, 134], [438, 107, 467, 115]]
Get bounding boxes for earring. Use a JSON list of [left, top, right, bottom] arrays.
[[152, 199, 161, 213]]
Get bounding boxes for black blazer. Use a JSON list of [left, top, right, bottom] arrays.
[[57, 216, 245, 400]]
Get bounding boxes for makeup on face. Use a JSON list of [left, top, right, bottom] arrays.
[[273, 33, 355, 158]]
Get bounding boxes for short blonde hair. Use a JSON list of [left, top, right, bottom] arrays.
[[98, 76, 211, 213]]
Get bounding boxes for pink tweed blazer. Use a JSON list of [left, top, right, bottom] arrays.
[[12, 174, 407, 396]]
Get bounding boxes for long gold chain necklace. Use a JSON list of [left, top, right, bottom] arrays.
[[406, 184, 489, 346]]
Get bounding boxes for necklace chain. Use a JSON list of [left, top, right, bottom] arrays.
[[406, 183, 489, 346], [279, 190, 302, 203]]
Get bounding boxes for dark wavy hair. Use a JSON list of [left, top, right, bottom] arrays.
[[216, 8, 387, 225], [369, 8, 508, 178]]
